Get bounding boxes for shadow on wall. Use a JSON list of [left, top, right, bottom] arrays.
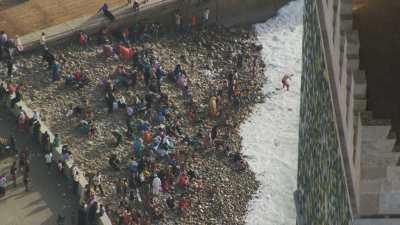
[[0, 0, 28, 12]]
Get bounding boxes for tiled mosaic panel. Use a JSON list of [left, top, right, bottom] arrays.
[[297, 0, 353, 224]]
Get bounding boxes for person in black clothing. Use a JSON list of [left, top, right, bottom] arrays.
[[87, 201, 98, 224], [98, 3, 115, 21], [9, 135, 16, 153], [42, 50, 55, 69], [7, 60, 13, 77], [10, 89, 22, 108], [78, 204, 88, 225]]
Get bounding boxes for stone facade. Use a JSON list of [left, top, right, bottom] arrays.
[[297, 0, 353, 224]]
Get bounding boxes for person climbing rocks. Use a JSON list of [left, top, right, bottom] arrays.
[[282, 74, 293, 91]]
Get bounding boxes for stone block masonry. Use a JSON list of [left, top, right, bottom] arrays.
[[0, 80, 112, 225]]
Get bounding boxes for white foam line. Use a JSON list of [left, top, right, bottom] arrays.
[[242, 1, 303, 225]]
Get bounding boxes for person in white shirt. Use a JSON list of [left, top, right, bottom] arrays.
[[93, 172, 104, 195], [152, 174, 162, 195], [15, 35, 24, 53], [32, 110, 40, 121], [0, 175, 7, 196], [45, 152, 53, 170], [40, 32, 47, 49], [0, 31, 7, 45], [203, 8, 210, 24], [175, 13, 182, 32]]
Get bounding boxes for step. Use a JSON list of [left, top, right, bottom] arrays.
[[361, 166, 388, 180], [362, 125, 392, 141], [386, 167, 400, 183], [361, 153, 399, 167], [341, 19, 353, 33], [354, 70, 367, 99], [361, 111, 392, 126], [347, 31, 360, 56], [356, 218, 400, 225], [354, 99, 367, 112], [362, 139, 397, 154], [347, 56, 360, 72], [360, 178, 384, 194], [340, 0, 353, 17], [379, 192, 400, 214], [359, 193, 380, 216]]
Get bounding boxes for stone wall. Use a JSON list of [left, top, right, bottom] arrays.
[[296, 0, 353, 224]]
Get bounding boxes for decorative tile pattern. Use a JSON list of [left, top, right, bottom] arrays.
[[297, 0, 353, 224]]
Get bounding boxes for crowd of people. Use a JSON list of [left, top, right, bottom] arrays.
[[0, 2, 265, 225]]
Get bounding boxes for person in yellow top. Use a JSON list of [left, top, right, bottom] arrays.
[[209, 96, 219, 117]]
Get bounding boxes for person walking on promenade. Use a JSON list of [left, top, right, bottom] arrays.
[[98, 3, 115, 21], [10, 161, 17, 188], [40, 32, 47, 50], [0, 175, 7, 197], [45, 151, 53, 172]]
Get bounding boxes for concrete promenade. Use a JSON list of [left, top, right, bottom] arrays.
[[0, 108, 78, 225], [0, 0, 127, 37]]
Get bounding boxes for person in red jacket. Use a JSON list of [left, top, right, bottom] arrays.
[[79, 31, 89, 47]]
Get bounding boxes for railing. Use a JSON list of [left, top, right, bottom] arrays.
[[21, 0, 178, 50]]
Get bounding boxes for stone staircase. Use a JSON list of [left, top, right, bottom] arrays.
[[358, 114, 398, 215], [339, 0, 400, 220]]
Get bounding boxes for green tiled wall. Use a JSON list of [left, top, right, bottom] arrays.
[[297, 1, 353, 224]]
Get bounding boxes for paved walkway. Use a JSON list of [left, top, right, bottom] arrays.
[[0, 0, 126, 37], [0, 108, 78, 225]]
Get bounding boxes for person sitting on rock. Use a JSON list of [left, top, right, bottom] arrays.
[[177, 171, 189, 191], [109, 154, 120, 170], [102, 44, 114, 57], [79, 120, 90, 135], [208, 96, 219, 117], [42, 49, 55, 69], [178, 195, 190, 215], [133, 1, 140, 11], [51, 61, 61, 82], [112, 130, 123, 147]]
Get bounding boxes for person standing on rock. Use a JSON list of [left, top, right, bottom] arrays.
[[45, 151, 53, 171], [15, 35, 24, 53], [203, 8, 210, 27], [0, 175, 7, 197], [40, 32, 47, 50], [152, 174, 162, 196], [175, 12, 182, 33], [10, 161, 17, 188], [93, 171, 104, 195], [52, 61, 61, 82], [6, 59, 13, 78]]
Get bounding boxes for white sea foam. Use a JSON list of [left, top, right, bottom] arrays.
[[242, 1, 303, 224]]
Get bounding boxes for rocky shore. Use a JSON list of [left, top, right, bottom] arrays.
[[1, 26, 266, 224]]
